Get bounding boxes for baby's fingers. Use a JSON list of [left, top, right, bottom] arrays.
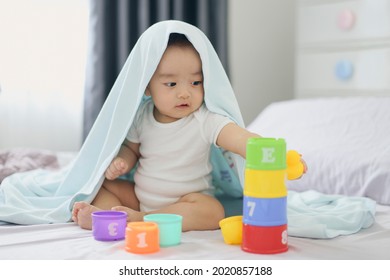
[[105, 163, 120, 180], [105, 158, 128, 180], [113, 158, 127, 171], [104, 168, 116, 180], [301, 158, 308, 173]]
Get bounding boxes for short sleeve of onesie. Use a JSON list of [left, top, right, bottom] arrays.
[[195, 105, 233, 146]]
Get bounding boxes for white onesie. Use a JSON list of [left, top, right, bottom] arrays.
[[126, 99, 233, 212]]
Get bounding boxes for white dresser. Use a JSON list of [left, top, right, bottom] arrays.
[[295, 0, 390, 97]]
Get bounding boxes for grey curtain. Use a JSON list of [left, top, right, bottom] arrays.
[[83, 0, 229, 139]]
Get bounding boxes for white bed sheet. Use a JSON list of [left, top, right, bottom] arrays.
[[1, 139, 389, 260], [1, 203, 389, 260]]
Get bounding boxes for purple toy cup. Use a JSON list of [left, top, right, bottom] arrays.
[[91, 211, 128, 241]]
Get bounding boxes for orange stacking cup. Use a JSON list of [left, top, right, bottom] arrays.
[[125, 222, 159, 254]]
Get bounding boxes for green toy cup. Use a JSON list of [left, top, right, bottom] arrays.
[[246, 138, 286, 170], [143, 214, 183, 247]]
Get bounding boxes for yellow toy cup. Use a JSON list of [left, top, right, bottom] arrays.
[[286, 150, 305, 180], [219, 216, 243, 245], [244, 169, 287, 198]]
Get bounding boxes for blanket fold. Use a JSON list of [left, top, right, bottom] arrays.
[[287, 190, 376, 238]]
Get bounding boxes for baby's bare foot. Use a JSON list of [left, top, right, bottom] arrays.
[[112, 206, 145, 222], [72, 201, 101, 230]]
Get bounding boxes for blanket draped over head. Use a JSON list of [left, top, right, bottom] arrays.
[[0, 21, 245, 225]]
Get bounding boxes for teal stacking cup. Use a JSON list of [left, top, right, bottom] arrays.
[[143, 214, 183, 247]]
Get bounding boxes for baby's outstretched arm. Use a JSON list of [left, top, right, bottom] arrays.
[[217, 123, 307, 176], [105, 140, 140, 180], [217, 123, 260, 159]]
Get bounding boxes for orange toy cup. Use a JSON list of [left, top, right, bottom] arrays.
[[125, 222, 159, 254]]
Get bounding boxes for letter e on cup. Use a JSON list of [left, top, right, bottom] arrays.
[[262, 148, 275, 163]]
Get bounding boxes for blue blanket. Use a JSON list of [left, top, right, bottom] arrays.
[[287, 190, 376, 238], [0, 21, 376, 239]]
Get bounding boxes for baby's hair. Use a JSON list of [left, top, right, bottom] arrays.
[[167, 33, 193, 48]]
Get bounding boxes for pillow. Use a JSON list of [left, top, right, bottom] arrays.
[[246, 97, 390, 205]]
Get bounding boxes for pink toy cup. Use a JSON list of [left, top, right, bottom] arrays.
[[91, 211, 127, 241]]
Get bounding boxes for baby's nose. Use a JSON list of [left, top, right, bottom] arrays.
[[177, 87, 190, 98]]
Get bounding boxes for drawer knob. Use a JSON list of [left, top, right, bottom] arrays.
[[337, 9, 355, 30], [335, 60, 354, 81]]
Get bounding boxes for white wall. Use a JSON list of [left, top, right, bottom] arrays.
[[228, 0, 296, 126], [0, 1, 295, 151], [0, 0, 88, 152]]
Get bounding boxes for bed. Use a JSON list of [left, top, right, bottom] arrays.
[[1, 97, 389, 262]]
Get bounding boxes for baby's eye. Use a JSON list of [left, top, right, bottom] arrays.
[[165, 82, 176, 87], [192, 81, 203, 86]]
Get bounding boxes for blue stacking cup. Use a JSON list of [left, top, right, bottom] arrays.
[[243, 196, 287, 226]]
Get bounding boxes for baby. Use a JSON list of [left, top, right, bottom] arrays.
[[72, 26, 306, 232]]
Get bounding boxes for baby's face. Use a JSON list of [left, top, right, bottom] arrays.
[[146, 44, 204, 123]]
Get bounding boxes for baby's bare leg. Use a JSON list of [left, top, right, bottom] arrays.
[[72, 179, 139, 230], [92, 179, 139, 211], [164, 193, 225, 231], [114, 193, 225, 231]]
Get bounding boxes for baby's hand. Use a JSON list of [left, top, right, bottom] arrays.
[[105, 157, 129, 180]]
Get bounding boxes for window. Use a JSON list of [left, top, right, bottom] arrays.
[[0, 0, 89, 151]]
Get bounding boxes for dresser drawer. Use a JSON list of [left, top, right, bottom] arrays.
[[296, 48, 390, 91], [297, 0, 390, 45]]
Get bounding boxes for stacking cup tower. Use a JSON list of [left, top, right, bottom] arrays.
[[242, 138, 288, 254]]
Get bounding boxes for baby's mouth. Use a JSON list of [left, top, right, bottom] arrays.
[[176, 103, 189, 108]]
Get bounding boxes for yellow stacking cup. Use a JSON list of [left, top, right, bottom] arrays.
[[219, 216, 243, 245], [244, 169, 287, 198]]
